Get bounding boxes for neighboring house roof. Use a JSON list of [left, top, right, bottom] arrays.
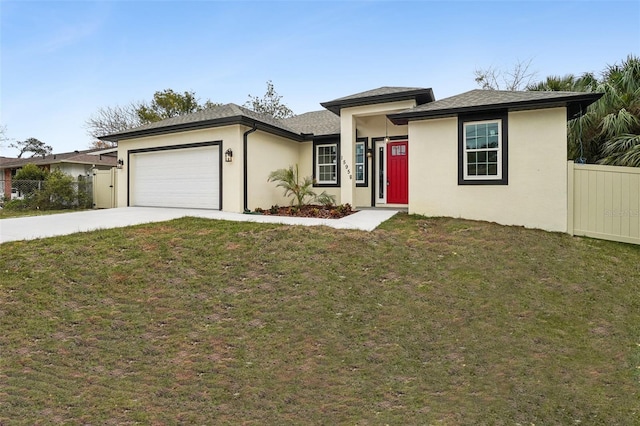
[[281, 110, 340, 137], [389, 89, 603, 124], [0, 156, 14, 166], [101, 103, 304, 142], [321, 86, 435, 115], [0, 149, 117, 169]]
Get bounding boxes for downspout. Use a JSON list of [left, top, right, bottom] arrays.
[[243, 123, 258, 212]]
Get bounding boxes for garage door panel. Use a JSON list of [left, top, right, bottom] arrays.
[[131, 145, 220, 209]]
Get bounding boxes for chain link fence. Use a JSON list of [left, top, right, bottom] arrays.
[[1, 178, 93, 209]]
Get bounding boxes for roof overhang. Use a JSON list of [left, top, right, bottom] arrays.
[[101, 115, 305, 143], [388, 92, 603, 125]]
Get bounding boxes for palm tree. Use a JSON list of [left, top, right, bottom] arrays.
[[529, 55, 640, 166], [268, 165, 335, 207]]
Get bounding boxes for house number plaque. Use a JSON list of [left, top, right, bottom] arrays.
[[341, 156, 353, 180]]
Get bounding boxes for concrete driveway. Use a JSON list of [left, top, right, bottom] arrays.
[[0, 207, 399, 244]]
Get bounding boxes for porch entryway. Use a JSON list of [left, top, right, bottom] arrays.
[[374, 139, 409, 205]]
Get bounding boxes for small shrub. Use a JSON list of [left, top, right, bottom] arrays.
[[269, 205, 279, 214], [3, 198, 31, 210]]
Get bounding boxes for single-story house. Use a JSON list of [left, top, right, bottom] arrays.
[[1, 148, 117, 200], [102, 86, 602, 233]]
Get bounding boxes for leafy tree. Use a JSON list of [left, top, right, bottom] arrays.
[[244, 80, 295, 119], [14, 163, 48, 181], [474, 59, 537, 91], [268, 165, 335, 207], [136, 89, 221, 124], [529, 55, 640, 166], [9, 137, 52, 158]]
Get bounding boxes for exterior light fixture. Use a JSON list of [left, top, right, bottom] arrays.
[[225, 148, 233, 162], [366, 148, 373, 158], [117, 159, 124, 169]]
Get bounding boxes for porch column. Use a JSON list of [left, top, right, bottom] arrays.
[[340, 112, 356, 206]]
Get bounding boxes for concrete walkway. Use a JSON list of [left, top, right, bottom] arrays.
[[0, 207, 399, 244]]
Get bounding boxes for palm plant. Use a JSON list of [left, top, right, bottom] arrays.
[[529, 55, 640, 166], [268, 165, 336, 207]]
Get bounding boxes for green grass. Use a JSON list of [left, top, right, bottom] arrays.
[[1, 214, 639, 424], [0, 208, 87, 219]]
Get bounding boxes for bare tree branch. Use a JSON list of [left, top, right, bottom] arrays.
[[474, 59, 537, 91]]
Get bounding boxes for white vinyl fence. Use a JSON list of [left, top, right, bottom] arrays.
[[568, 162, 640, 245]]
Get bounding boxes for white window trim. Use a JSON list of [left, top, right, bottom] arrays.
[[315, 143, 338, 185], [355, 141, 365, 184], [463, 119, 502, 181]]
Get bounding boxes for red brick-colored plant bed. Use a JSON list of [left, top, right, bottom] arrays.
[[253, 204, 355, 219]]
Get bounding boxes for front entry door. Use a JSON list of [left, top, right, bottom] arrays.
[[386, 141, 408, 204]]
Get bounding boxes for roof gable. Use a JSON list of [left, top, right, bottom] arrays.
[[321, 86, 435, 115]]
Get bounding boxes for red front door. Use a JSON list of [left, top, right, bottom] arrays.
[[386, 141, 408, 204]]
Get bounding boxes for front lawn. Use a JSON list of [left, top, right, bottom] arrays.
[[1, 214, 638, 424]]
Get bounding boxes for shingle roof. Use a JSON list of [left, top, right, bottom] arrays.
[[389, 89, 603, 124], [321, 86, 435, 115], [0, 149, 117, 169], [101, 103, 302, 142], [281, 110, 340, 136]]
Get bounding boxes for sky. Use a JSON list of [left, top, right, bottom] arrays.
[[1, 0, 639, 156]]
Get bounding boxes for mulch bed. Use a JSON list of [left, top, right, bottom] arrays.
[[253, 204, 356, 219]]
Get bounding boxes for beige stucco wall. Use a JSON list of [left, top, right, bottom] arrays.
[[408, 107, 568, 232], [245, 130, 304, 211]]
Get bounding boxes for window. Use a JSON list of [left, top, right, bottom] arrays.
[[464, 120, 500, 178], [458, 113, 508, 185], [315, 142, 338, 185], [355, 140, 366, 185]]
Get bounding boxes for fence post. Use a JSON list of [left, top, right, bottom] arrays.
[[567, 161, 574, 236]]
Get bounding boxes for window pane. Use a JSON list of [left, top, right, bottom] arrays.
[[488, 151, 498, 162], [355, 164, 364, 181], [477, 135, 488, 149], [466, 137, 477, 150], [467, 152, 476, 163], [477, 164, 487, 175], [466, 125, 477, 138], [478, 151, 487, 163], [467, 164, 476, 176], [488, 164, 498, 175]]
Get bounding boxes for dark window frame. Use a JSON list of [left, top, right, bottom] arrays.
[[458, 111, 508, 186], [313, 139, 341, 188], [355, 137, 368, 187]]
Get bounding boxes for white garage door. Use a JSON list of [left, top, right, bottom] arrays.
[[130, 145, 220, 209]]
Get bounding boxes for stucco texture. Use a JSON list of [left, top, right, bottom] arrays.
[[408, 107, 568, 232]]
